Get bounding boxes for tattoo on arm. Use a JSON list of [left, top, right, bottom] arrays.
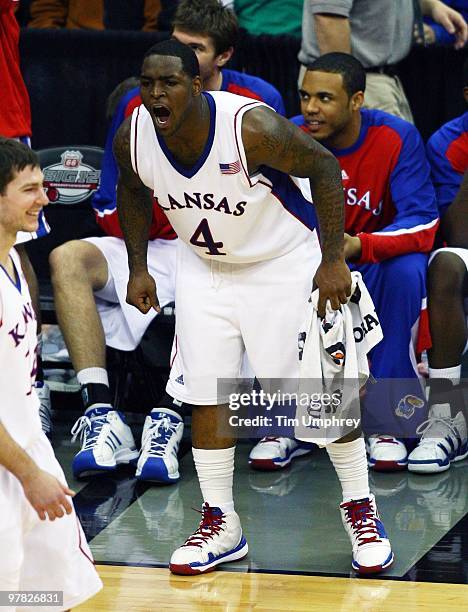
[[113, 118, 153, 272], [243, 107, 345, 262], [309, 156, 345, 263], [261, 133, 282, 155]]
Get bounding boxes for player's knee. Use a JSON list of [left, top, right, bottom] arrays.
[[49, 240, 99, 284], [428, 251, 466, 297], [49, 241, 91, 281]]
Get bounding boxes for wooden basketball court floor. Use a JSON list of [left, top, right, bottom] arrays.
[[51, 423, 468, 611]]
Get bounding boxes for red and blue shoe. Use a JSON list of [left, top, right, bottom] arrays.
[[169, 503, 248, 575], [340, 494, 394, 574], [249, 437, 314, 470], [366, 435, 408, 472]]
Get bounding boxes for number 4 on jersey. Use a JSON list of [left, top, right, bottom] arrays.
[[190, 218, 226, 256]]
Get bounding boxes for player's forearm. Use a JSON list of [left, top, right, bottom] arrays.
[[0, 421, 39, 485], [310, 155, 346, 263], [117, 182, 153, 272], [314, 14, 351, 54], [357, 223, 439, 263]]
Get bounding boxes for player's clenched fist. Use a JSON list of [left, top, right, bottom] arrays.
[[126, 270, 161, 314], [20, 469, 75, 521]]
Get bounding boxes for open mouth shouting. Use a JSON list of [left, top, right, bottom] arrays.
[[153, 104, 171, 128]]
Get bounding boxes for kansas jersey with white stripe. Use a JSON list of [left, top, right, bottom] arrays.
[[0, 248, 41, 448], [130, 91, 318, 263]]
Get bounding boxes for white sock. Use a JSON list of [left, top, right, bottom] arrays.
[[428, 366, 461, 386], [192, 446, 235, 514], [326, 437, 370, 503], [77, 367, 109, 387]]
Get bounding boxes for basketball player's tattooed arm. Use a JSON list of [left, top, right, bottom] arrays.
[[242, 107, 351, 315], [114, 117, 161, 314], [0, 421, 75, 521]]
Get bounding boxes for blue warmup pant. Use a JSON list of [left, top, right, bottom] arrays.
[[350, 253, 429, 439]]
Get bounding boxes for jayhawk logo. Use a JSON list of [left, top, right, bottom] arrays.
[[395, 395, 425, 420]]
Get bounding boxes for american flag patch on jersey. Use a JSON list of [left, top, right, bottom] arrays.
[[219, 161, 241, 174]]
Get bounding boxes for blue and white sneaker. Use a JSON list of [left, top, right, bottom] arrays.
[[71, 407, 139, 478], [169, 503, 248, 575], [340, 494, 394, 575], [408, 405, 468, 474], [248, 436, 314, 470], [135, 408, 183, 483]]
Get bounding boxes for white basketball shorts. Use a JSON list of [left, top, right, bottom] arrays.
[[167, 233, 322, 405], [85, 236, 177, 351], [0, 432, 102, 611]]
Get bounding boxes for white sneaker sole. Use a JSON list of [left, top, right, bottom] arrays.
[[84, 448, 139, 472], [408, 447, 468, 474], [170, 537, 248, 575]]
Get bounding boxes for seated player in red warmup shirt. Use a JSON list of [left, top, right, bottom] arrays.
[[250, 53, 440, 473]]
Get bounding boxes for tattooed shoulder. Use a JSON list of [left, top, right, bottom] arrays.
[[242, 106, 332, 177]]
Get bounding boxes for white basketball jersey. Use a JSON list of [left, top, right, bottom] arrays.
[[131, 91, 319, 263], [0, 248, 41, 448]]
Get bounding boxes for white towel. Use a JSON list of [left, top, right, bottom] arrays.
[[295, 271, 383, 446]]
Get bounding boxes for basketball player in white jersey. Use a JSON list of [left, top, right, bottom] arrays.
[[114, 40, 394, 575], [0, 138, 102, 608]]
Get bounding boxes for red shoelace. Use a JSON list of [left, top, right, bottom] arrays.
[[342, 499, 381, 546], [182, 504, 226, 549]]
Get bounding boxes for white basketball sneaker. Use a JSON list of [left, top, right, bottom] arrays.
[[71, 407, 139, 478], [136, 408, 184, 483], [340, 494, 394, 574], [249, 437, 314, 470], [35, 381, 53, 437], [408, 405, 468, 473], [366, 435, 408, 471], [169, 504, 248, 575]]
